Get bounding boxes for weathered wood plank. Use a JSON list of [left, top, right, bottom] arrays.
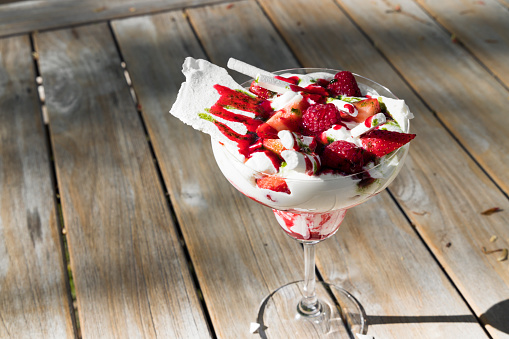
[[497, 0, 509, 9], [111, 8, 307, 338], [414, 0, 509, 89], [0, 0, 237, 38], [35, 23, 211, 339], [115, 1, 489, 337], [337, 0, 509, 195], [186, 1, 298, 84], [260, 0, 509, 337], [0, 35, 75, 338]]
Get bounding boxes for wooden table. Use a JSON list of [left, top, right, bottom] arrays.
[[1, 0, 509, 338]]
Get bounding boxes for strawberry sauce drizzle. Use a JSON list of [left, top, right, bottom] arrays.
[[275, 75, 300, 85], [304, 156, 314, 175], [213, 84, 272, 119], [209, 120, 255, 157], [209, 105, 263, 132], [210, 84, 274, 157], [263, 150, 282, 171], [364, 115, 374, 127], [344, 103, 355, 114]]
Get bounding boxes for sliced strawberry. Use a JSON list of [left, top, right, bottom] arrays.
[[266, 98, 307, 132], [315, 78, 330, 88], [302, 103, 341, 135], [318, 132, 329, 145], [351, 98, 381, 123], [266, 109, 301, 132], [256, 175, 291, 194], [360, 130, 416, 157], [249, 81, 276, 99], [263, 139, 284, 155], [327, 71, 361, 97], [256, 123, 278, 139], [302, 84, 330, 97], [321, 140, 367, 174]]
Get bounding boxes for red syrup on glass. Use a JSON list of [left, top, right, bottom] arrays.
[[273, 209, 347, 242]]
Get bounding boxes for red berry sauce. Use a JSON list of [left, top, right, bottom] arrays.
[[273, 209, 347, 241], [209, 84, 273, 157]]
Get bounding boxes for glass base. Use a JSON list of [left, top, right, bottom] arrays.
[[256, 281, 366, 338]]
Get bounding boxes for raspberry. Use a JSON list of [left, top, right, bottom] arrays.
[[327, 71, 362, 97], [302, 103, 341, 134], [321, 140, 366, 174]]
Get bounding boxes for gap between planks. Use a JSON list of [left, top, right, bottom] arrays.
[[410, 0, 509, 92], [0, 0, 242, 38], [29, 33, 82, 338], [107, 22, 219, 339], [255, 0, 498, 335], [385, 188, 493, 338], [327, 0, 509, 204]]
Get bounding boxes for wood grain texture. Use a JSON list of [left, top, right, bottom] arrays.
[[259, 0, 509, 337], [0, 35, 75, 338], [0, 0, 236, 38], [111, 8, 308, 338], [414, 0, 509, 89], [186, 1, 298, 83], [335, 0, 509, 195], [115, 1, 489, 337], [35, 23, 211, 339], [319, 193, 488, 338]]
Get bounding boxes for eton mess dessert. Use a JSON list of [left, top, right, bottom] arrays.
[[170, 57, 415, 241]]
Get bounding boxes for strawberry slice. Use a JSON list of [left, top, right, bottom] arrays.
[[360, 130, 416, 157], [263, 139, 284, 155], [266, 109, 302, 132], [256, 175, 291, 194], [266, 98, 307, 132], [351, 98, 381, 123], [249, 81, 276, 99], [256, 123, 278, 139]]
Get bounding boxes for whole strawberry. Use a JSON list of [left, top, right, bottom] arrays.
[[302, 103, 341, 135], [321, 140, 366, 174], [327, 71, 362, 97]]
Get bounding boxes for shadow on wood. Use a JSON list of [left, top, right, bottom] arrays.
[[367, 314, 477, 326], [480, 299, 509, 334]]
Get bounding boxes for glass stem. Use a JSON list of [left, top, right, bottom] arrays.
[[298, 242, 321, 316]]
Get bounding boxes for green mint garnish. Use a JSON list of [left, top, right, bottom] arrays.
[[377, 97, 388, 114], [379, 120, 401, 131], [198, 112, 215, 122], [338, 95, 363, 103]]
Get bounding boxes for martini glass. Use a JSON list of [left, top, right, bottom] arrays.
[[211, 69, 410, 337]]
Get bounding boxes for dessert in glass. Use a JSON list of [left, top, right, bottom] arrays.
[[170, 58, 415, 337]]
